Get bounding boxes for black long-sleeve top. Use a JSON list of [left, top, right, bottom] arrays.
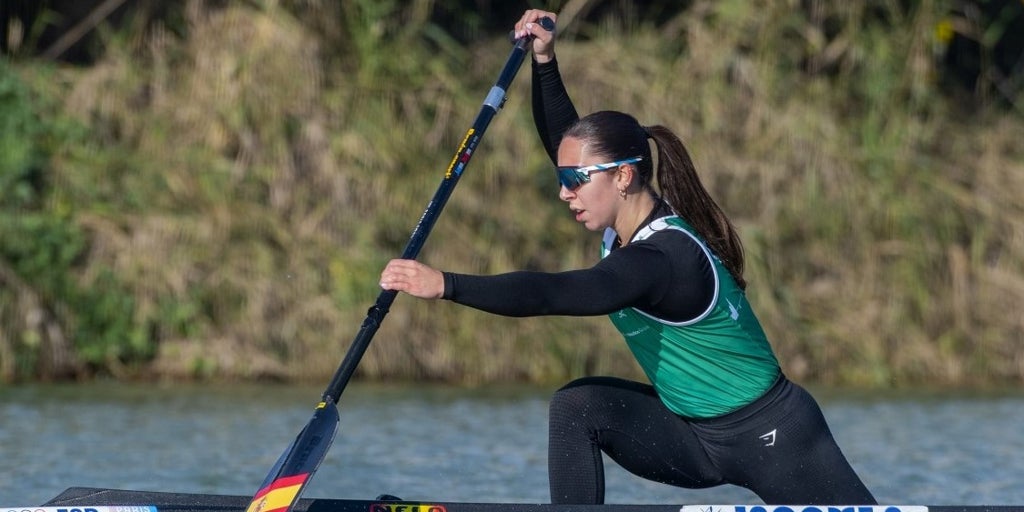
[[531, 57, 579, 164]]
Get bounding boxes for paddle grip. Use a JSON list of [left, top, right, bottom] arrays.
[[507, 16, 555, 44]]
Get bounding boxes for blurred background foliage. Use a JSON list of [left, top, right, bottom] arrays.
[[1, 0, 1022, 387]]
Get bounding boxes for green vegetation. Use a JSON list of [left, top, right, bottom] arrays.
[[1, 1, 1022, 387]]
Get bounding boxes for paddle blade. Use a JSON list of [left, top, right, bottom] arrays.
[[246, 401, 340, 512]]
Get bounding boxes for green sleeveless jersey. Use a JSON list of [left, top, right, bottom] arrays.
[[601, 216, 780, 418]]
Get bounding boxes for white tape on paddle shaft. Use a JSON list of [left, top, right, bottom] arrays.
[[681, 506, 929, 512], [483, 86, 506, 111], [2, 507, 158, 512]]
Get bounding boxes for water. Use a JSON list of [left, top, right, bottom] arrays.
[[1, 382, 1024, 506]]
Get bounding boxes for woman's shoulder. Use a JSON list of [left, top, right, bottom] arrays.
[[637, 223, 714, 267]]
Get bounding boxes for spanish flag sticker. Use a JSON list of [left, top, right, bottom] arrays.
[[246, 473, 309, 512]]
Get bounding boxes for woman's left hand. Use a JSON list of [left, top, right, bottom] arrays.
[[513, 9, 558, 63]]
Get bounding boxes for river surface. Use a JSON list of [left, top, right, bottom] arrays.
[[1, 382, 1023, 506]]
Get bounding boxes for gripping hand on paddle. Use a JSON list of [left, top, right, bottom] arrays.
[[380, 259, 445, 299], [513, 9, 557, 63]]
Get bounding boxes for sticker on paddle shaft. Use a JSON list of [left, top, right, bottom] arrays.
[[2, 507, 158, 512]]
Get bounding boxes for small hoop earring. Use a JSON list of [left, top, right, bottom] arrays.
[[619, 189, 627, 198]]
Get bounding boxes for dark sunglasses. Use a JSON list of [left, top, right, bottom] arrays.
[[556, 156, 643, 190]]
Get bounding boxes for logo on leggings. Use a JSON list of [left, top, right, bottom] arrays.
[[758, 428, 777, 446]]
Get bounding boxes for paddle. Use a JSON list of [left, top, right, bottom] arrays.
[[245, 18, 554, 512]]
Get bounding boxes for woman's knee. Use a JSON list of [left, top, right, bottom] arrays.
[[549, 376, 658, 427], [550, 376, 632, 413], [550, 377, 599, 422]]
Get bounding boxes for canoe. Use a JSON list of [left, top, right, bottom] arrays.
[[31, 487, 1024, 512]]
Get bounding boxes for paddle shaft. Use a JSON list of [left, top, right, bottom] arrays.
[[321, 28, 544, 405], [246, 21, 553, 512]]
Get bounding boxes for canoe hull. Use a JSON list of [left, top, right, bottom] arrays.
[[38, 487, 1024, 512]]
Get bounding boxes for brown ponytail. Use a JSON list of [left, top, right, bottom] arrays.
[[647, 125, 746, 290]]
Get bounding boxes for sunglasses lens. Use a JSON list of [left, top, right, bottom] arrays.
[[556, 167, 585, 190]]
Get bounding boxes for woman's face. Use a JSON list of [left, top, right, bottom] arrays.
[[556, 136, 621, 232]]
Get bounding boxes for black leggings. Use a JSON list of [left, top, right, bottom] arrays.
[[548, 375, 876, 505]]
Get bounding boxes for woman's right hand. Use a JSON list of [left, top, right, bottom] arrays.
[[379, 259, 445, 299], [513, 9, 558, 64]]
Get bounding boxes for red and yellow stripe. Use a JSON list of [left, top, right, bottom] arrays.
[[246, 473, 309, 512]]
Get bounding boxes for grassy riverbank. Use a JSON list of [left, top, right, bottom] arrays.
[[2, 1, 1022, 387]]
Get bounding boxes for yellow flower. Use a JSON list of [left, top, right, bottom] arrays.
[[935, 19, 955, 44]]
